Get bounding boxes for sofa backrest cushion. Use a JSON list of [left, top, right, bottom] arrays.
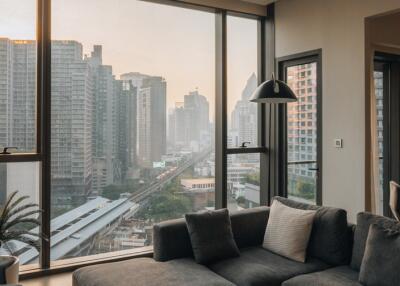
[[230, 206, 270, 248], [351, 212, 400, 270], [153, 206, 270, 262], [274, 196, 352, 266]]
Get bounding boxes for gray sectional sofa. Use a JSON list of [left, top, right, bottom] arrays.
[[73, 197, 396, 286]]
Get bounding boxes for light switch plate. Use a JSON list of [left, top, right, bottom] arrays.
[[334, 138, 343, 148]]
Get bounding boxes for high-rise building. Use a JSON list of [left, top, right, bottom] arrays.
[[183, 90, 210, 149], [137, 76, 166, 167], [115, 79, 137, 180], [286, 63, 317, 191], [51, 40, 93, 206], [86, 46, 119, 194], [230, 73, 257, 148], [0, 38, 36, 152], [169, 91, 210, 151]]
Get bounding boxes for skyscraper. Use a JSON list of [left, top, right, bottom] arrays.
[[230, 73, 257, 148], [137, 76, 166, 167], [51, 40, 93, 206], [114, 79, 137, 180], [169, 91, 210, 152], [87, 46, 120, 193], [286, 63, 317, 195], [0, 38, 36, 153], [183, 90, 210, 149]]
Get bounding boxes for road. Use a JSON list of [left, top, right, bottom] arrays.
[[128, 148, 212, 203]]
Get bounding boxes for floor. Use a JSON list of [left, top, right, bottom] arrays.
[[21, 272, 72, 286]]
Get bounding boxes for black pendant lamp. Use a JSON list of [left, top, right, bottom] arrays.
[[250, 73, 297, 103]]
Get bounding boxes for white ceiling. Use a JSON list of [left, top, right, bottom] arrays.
[[241, 0, 276, 5]]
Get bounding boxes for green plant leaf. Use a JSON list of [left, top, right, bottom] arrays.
[[3, 204, 41, 223], [2, 218, 41, 232]]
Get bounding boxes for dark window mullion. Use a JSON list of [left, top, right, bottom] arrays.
[[38, 0, 52, 269], [215, 10, 228, 209]]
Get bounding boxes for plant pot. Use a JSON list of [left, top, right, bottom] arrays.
[[0, 255, 19, 284]]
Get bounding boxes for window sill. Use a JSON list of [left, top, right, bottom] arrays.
[[20, 246, 153, 280]]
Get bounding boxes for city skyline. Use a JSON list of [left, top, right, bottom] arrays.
[[0, 0, 258, 116]]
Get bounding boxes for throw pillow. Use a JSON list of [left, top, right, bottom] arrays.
[[359, 224, 400, 286], [263, 200, 316, 262], [185, 208, 240, 264]]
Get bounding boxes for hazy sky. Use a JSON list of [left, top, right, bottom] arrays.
[[0, 0, 258, 118]]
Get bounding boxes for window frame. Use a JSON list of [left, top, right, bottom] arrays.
[[374, 52, 400, 217], [277, 49, 323, 205], [0, 0, 274, 279]]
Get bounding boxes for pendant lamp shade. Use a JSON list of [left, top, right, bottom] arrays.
[[250, 74, 297, 103]]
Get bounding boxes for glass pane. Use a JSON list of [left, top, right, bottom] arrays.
[[286, 62, 318, 204], [51, 0, 215, 261], [0, 162, 40, 267], [227, 153, 260, 211], [227, 16, 258, 148], [374, 69, 384, 214], [0, 1, 37, 153]]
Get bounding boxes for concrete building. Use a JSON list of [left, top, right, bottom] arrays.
[[51, 40, 93, 206], [0, 38, 36, 153], [136, 76, 166, 168], [230, 73, 257, 147], [286, 63, 318, 196]]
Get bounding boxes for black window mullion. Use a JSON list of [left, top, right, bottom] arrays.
[[38, 0, 52, 269], [215, 10, 228, 209]]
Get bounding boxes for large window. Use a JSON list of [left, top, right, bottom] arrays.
[[0, 0, 268, 272], [227, 15, 258, 148], [0, 0, 37, 153], [48, 0, 215, 261], [0, 0, 40, 267]]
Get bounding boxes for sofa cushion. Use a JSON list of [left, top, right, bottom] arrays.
[[185, 209, 240, 264], [351, 212, 400, 270], [208, 247, 329, 286], [73, 257, 235, 286], [275, 196, 352, 265], [282, 266, 362, 286], [359, 224, 400, 286], [263, 200, 316, 262]]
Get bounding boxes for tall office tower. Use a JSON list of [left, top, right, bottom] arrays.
[[51, 40, 93, 207], [0, 39, 38, 205], [169, 102, 185, 149], [286, 63, 317, 187], [0, 39, 36, 152], [137, 76, 166, 168], [114, 80, 137, 180], [183, 90, 210, 149], [0, 38, 12, 150], [10, 40, 36, 152], [167, 108, 176, 149], [87, 46, 119, 194], [230, 73, 258, 148]]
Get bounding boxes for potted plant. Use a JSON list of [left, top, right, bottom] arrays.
[[0, 191, 44, 284]]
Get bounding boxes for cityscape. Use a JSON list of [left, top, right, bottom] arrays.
[[0, 37, 317, 264], [0, 38, 261, 264]]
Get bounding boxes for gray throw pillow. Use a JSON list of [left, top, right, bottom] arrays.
[[351, 212, 400, 270], [263, 200, 316, 262], [185, 208, 240, 264], [359, 224, 400, 286]]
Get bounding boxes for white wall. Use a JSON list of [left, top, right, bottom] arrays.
[[275, 0, 400, 222]]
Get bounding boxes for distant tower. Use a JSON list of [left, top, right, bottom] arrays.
[[136, 76, 166, 168]]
